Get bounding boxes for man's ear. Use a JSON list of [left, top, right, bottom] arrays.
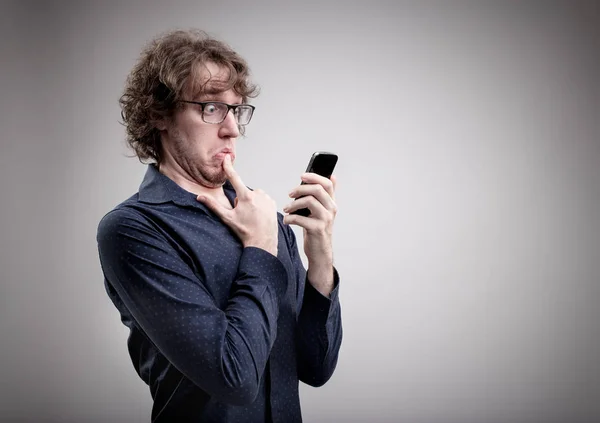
[[154, 120, 167, 131], [152, 114, 168, 131]]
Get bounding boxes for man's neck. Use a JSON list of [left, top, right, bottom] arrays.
[[158, 162, 232, 209]]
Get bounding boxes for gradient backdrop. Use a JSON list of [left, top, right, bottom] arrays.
[[1, 1, 599, 422]]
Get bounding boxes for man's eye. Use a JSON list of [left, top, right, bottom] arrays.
[[204, 104, 217, 114]]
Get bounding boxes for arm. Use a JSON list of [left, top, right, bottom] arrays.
[[282, 172, 343, 386], [97, 208, 285, 405], [284, 224, 343, 387]]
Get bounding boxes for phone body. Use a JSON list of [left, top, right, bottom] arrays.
[[291, 151, 338, 217]]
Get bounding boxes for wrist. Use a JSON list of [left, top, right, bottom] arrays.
[[307, 264, 335, 296]]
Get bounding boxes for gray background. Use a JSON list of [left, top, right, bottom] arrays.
[[1, 0, 599, 422]]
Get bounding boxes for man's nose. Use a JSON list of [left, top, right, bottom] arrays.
[[220, 110, 240, 137]]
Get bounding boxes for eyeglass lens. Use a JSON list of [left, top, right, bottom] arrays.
[[203, 103, 253, 125]]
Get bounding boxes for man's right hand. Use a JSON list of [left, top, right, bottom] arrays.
[[197, 154, 279, 256]]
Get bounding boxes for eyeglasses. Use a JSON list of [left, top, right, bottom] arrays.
[[180, 100, 255, 125]]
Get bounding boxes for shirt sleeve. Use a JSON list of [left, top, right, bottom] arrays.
[[97, 207, 286, 405], [284, 224, 343, 387]]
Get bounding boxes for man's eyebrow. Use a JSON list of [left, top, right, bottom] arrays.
[[195, 90, 243, 104], [203, 86, 227, 95]]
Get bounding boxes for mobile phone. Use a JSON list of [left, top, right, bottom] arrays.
[[291, 151, 338, 217]]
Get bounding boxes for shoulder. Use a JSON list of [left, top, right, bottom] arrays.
[[96, 196, 152, 243]]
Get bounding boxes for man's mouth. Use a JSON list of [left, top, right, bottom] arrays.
[[215, 149, 234, 161]]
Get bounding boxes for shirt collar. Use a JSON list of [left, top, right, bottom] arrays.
[[138, 164, 235, 207]]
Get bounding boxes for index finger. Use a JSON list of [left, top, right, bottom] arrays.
[[223, 154, 249, 197], [301, 172, 335, 199]]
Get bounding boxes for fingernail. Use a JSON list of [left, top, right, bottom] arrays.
[[197, 195, 206, 202]]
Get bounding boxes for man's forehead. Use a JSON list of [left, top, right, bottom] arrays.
[[190, 62, 233, 96], [196, 62, 229, 84]]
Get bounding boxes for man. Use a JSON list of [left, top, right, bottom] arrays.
[[96, 29, 342, 422]]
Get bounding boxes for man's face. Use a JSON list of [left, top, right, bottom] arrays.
[[158, 62, 242, 188]]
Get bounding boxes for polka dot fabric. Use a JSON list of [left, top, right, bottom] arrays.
[[97, 165, 342, 422]]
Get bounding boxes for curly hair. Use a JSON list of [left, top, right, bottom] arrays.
[[119, 29, 259, 164]]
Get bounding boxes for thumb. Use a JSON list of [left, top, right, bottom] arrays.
[[330, 174, 338, 191], [197, 195, 229, 221]]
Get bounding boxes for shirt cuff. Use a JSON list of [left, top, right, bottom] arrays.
[[304, 267, 340, 313]]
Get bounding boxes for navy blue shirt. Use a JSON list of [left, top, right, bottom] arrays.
[[97, 165, 342, 422]]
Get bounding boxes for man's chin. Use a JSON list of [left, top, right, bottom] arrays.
[[199, 171, 227, 188]]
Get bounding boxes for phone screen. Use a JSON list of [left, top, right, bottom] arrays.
[[306, 152, 338, 178]]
